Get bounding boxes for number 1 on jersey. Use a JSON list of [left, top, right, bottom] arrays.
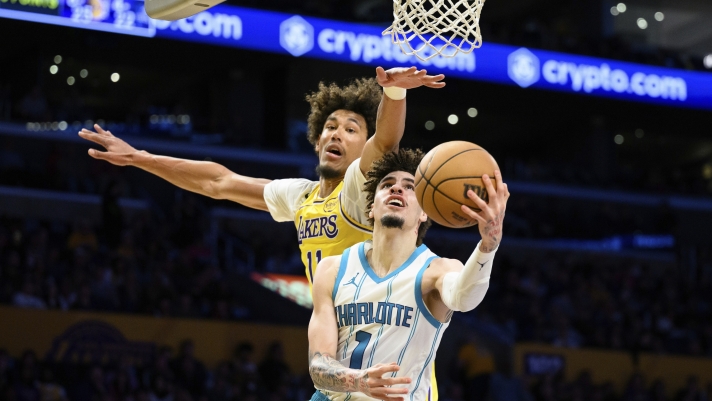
[[306, 249, 322, 283], [349, 330, 372, 369]]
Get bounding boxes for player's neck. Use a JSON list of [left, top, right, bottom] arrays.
[[318, 176, 344, 198], [368, 227, 418, 277]]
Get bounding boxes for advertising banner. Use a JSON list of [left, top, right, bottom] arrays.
[[2, 2, 711, 110], [0, 306, 309, 372]]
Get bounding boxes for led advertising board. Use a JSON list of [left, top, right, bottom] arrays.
[[2, 2, 711, 109]]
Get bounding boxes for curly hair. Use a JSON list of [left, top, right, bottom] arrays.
[[363, 148, 433, 246], [305, 78, 382, 148]]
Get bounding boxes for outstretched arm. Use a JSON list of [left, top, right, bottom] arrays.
[[358, 66, 445, 174], [423, 171, 510, 317], [79, 125, 270, 211], [308, 257, 411, 400]]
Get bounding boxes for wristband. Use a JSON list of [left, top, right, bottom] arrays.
[[383, 86, 407, 100]]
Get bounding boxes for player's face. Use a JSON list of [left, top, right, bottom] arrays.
[[370, 171, 428, 230], [315, 110, 368, 177]]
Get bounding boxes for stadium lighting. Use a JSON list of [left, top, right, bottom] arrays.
[[703, 164, 712, 180], [425, 121, 435, 130], [614, 134, 624, 144], [637, 18, 648, 29], [654, 12, 664, 21], [111, 73, 120, 82], [610, 7, 619, 16], [635, 129, 644, 138], [467, 107, 478, 117], [58, 121, 68, 130], [704, 54, 712, 69], [80, 69, 88, 78], [67, 76, 75, 85], [49, 65, 58, 74], [616, 3, 626, 13], [448, 114, 459, 125], [54, 55, 62, 64]]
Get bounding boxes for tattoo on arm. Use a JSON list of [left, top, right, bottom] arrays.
[[480, 210, 505, 253], [309, 351, 369, 393]]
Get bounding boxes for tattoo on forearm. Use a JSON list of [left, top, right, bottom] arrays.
[[309, 351, 369, 393], [481, 210, 505, 252]]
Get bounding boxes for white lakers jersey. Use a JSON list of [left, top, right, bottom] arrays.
[[319, 241, 449, 401]]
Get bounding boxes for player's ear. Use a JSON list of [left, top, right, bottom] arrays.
[[419, 210, 428, 223], [368, 206, 374, 220]]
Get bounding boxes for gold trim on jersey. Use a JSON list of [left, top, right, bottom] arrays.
[[338, 193, 372, 234]]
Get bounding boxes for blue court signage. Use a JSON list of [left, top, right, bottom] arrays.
[[3, 1, 711, 109]]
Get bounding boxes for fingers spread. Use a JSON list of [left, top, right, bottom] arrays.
[[371, 376, 412, 387], [372, 363, 401, 376], [375, 386, 409, 394], [482, 174, 498, 202], [93, 124, 112, 137], [424, 82, 446, 88], [88, 149, 104, 159], [460, 204, 486, 224], [466, 189, 488, 209], [79, 131, 107, 147]]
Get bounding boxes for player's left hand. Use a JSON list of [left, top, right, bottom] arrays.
[[460, 170, 510, 253], [376, 66, 446, 89]]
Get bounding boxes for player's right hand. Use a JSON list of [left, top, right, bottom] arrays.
[[376, 66, 446, 90], [359, 362, 412, 400], [79, 124, 140, 166]]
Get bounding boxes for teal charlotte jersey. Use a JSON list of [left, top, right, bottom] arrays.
[[314, 241, 449, 401]]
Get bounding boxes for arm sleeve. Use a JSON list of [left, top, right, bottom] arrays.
[[263, 178, 318, 222], [440, 241, 498, 312], [339, 159, 370, 226]]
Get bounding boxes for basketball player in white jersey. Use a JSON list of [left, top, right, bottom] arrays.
[[308, 149, 509, 401], [80, 68, 448, 399]]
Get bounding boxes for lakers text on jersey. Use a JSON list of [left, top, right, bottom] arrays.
[[295, 182, 371, 283]]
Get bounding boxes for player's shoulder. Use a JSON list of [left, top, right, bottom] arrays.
[[426, 257, 463, 274], [312, 255, 342, 297], [344, 158, 365, 181], [314, 255, 341, 281], [268, 177, 318, 194], [318, 255, 342, 270]]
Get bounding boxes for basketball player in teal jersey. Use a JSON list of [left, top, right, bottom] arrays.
[[80, 68, 447, 398], [307, 149, 510, 401]]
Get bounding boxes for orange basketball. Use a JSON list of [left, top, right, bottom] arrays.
[[414, 141, 499, 228]]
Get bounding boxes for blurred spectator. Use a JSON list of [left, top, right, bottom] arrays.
[[456, 337, 495, 401], [675, 376, 707, 401], [14, 350, 40, 401], [67, 220, 98, 252], [171, 340, 207, 400], [0, 349, 12, 400], [258, 342, 290, 396], [13, 280, 46, 310], [102, 180, 125, 249], [37, 366, 68, 401]]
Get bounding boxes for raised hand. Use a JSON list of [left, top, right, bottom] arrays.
[[460, 170, 510, 252], [376, 66, 446, 89], [357, 362, 412, 401], [78, 124, 140, 166]]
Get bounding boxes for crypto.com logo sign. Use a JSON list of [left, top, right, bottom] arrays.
[[280, 15, 314, 57], [508, 48, 540, 88]]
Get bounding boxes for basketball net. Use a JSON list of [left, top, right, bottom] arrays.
[[383, 0, 486, 61]]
